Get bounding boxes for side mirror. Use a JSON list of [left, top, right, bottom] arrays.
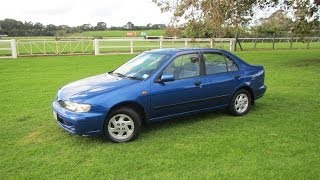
[[159, 73, 175, 82]]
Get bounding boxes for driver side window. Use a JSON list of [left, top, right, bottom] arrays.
[[163, 54, 200, 80]]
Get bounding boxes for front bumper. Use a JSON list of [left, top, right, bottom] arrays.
[[52, 101, 107, 135]]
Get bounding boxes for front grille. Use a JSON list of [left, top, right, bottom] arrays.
[[57, 116, 64, 124]]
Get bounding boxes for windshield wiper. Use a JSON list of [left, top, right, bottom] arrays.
[[126, 76, 143, 80], [109, 72, 142, 80], [109, 72, 125, 77]]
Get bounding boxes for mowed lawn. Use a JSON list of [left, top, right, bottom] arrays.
[[0, 50, 319, 179], [70, 29, 165, 37]]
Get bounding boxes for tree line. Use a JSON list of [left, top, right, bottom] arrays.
[[0, 19, 165, 37]]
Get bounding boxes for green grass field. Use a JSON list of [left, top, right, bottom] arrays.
[[70, 29, 165, 37], [0, 50, 320, 178]]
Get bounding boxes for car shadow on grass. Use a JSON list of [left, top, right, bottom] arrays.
[[71, 103, 266, 144], [72, 110, 228, 144], [142, 109, 227, 132]]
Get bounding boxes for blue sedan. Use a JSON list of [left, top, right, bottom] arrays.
[[52, 48, 266, 142]]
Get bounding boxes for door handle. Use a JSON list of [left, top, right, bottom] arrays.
[[194, 81, 202, 86], [234, 75, 241, 79]]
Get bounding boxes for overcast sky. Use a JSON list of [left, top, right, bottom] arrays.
[[0, 0, 171, 27]]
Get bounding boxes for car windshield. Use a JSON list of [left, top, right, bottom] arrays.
[[111, 52, 170, 80]]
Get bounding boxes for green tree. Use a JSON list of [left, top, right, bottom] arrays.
[[95, 22, 107, 30], [153, 0, 320, 38], [164, 26, 182, 37], [289, 0, 320, 37], [153, 0, 277, 37], [253, 10, 293, 36]]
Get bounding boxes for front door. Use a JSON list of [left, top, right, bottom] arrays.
[[149, 53, 205, 120]]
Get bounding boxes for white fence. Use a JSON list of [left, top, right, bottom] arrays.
[[94, 38, 236, 55], [1, 37, 320, 58], [16, 39, 93, 56], [0, 40, 17, 59]]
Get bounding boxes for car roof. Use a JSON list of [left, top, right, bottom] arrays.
[[147, 48, 226, 55]]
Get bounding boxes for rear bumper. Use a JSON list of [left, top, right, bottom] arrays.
[[254, 84, 267, 100], [52, 101, 106, 136]]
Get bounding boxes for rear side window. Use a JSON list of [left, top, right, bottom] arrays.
[[203, 53, 238, 74], [225, 56, 239, 72]]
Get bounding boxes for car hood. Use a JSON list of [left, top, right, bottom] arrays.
[[58, 73, 139, 100]]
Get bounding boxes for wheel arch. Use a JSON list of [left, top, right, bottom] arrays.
[[234, 86, 255, 105], [107, 101, 147, 124]]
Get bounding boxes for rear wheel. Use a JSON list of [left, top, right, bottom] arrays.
[[104, 108, 141, 143], [229, 89, 252, 116]]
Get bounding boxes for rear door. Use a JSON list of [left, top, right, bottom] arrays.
[[200, 52, 240, 107]]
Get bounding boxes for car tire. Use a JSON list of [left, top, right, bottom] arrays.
[[229, 89, 252, 116], [104, 107, 141, 143]]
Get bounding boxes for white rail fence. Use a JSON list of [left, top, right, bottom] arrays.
[[0, 37, 319, 58], [94, 38, 236, 55], [16, 39, 93, 56]]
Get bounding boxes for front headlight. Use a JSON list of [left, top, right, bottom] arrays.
[[64, 101, 91, 112]]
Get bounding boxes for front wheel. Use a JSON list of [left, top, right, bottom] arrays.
[[229, 89, 252, 116], [104, 108, 141, 143]]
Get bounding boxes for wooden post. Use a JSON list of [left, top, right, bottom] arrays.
[[229, 39, 236, 51], [159, 38, 163, 49], [94, 39, 99, 55], [55, 41, 58, 55], [307, 37, 310, 49], [290, 36, 293, 49], [130, 40, 133, 54], [30, 40, 33, 55], [272, 33, 276, 50], [81, 40, 84, 53], [10, 39, 17, 59], [69, 41, 72, 54], [16, 40, 20, 56], [254, 37, 258, 49], [43, 41, 46, 54]]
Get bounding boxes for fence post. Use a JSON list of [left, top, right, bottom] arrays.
[[55, 41, 59, 55], [10, 39, 17, 59], [44, 41, 46, 54], [254, 37, 258, 49], [159, 38, 163, 49], [229, 39, 236, 51], [30, 40, 33, 55], [272, 33, 276, 50], [130, 40, 133, 53], [16, 40, 19, 56], [210, 39, 213, 48], [94, 39, 99, 55], [184, 40, 188, 47], [290, 36, 293, 49], [307, 37, 310, 49]]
